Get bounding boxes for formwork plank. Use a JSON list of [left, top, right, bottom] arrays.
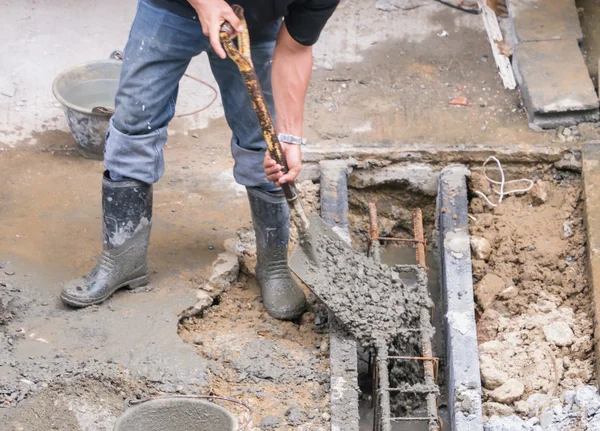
[[438, 166, 483, 431], [319, 160, 360, 431], [582, 144, 600, 388], [513, 39, 600, 128], [508, 0, 583, 43]]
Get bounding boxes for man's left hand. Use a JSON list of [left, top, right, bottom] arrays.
[[264, 143, 302, 186]]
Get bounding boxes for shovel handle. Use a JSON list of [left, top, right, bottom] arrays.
[[219, 7, 299, 204]]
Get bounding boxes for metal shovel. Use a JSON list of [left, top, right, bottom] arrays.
[[219, 9, 427, 347]]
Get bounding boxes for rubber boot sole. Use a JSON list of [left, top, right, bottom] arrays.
[[60, 274, 150, 308]]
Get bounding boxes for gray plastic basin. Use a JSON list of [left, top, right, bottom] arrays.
[[113, 398, 238, 431], [52, 60, 121, 160]]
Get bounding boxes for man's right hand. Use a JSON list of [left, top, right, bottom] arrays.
[[189, 0, 243, 59]]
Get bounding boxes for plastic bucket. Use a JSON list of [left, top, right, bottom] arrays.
[[52, 60, 121, 160], [113, 397, 240, 431]]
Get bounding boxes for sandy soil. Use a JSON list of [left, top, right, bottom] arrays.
[[468, 167, 595, 421], [179, 275, 330, 431]]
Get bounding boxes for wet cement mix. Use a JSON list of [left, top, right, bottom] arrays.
[[291, 213, 432, 349], [468, 167, 595, 425], [178, 275, 332, 431]]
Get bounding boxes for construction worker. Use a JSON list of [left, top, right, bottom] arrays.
[[60, 0, 339, 320]]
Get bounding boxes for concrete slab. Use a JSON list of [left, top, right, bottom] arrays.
[[438, 166, 483, 431], [508, 0, 583, 43], [513, 39, 600, 128], [581, 144, 600, 387], [319, 160, 360, 431]]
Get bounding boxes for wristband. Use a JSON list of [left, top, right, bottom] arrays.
[[277, 133, 307, 146]]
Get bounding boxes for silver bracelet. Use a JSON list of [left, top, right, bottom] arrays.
[[277, 133, 307, 146]]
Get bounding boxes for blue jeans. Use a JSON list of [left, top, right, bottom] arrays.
[[104, 0, 281, 190]]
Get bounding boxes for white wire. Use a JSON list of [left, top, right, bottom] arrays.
[[474, 156, 534, 207]]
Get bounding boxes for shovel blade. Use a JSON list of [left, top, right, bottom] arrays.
[[289, 212, 353, 288], [290, 212, 426, 347]]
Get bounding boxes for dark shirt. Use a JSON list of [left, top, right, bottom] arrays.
[[149, 0, 339, 46]]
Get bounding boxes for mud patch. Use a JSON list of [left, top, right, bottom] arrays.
[[468, 167, 594, 422], [1, 378, 158, 431], [178, 275, 331, 430]]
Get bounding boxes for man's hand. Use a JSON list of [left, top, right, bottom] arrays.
[[189, 0, 243, 59], [264, 143, 302, 186]]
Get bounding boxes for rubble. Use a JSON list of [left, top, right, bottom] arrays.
[[543, 321, 574, 347], [489, 379, 525, 404], [483, 402, 514, 417], [470, 175, 594, 428], [530, 180, 548, 205], [474, 273, 505, 310], [470, 236, 492, 261]]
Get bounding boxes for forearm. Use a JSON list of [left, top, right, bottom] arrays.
[[271, 23, 313, 137]]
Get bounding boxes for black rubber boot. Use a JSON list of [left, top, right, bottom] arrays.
[[247, 187, 307, 320], [61, 171, 152, 307]]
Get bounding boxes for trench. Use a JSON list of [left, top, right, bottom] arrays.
[[347, 176, 449, 430], [4, 157, 591, 430]]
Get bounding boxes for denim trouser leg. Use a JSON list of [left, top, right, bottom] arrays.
[[104, 0, 281, 190], [208, 20, 282, 191]]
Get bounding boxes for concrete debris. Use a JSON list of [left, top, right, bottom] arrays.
[[554, 151, 582, 172], [528, 123, 543, 133], [475, 273, 505, 310], [480, 349, 509, 390], [498, 285, 518, 300], [574, 386, 600, 416], [235, 227, 257, 276], [543, 321, 574, 347], [530, 180, 548, 205], [489, 379, 525, 404], [195, 290, 213, 309], [208, 250, 240, 289], [347, 163, 439, 196], [260, 415, 282, 429], [514, 400, 529, 415], [477, 309, 500, 344], [178, 290, 214, 319], [526, 393, 551, 417], [483, 401, 514, 418], [286, 406, 307, 426], [470, 236, 492, 261], [487, 386, 600, 429], [483, 415, 529, 431]]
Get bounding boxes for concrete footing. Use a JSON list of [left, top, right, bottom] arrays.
[[438, 166, 484, 431], [319, 160, 360, 431]]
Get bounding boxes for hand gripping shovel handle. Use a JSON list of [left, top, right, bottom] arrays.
[[220, 7, 311, 239]]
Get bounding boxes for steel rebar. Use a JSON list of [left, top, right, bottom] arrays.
[[368, 202, 381, 262], [413, 209, 439, 431]]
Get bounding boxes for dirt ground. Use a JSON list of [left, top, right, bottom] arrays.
[[468, 167, 595, 421], [178, 275, 330, 430], [2, 0, 600, 429]]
